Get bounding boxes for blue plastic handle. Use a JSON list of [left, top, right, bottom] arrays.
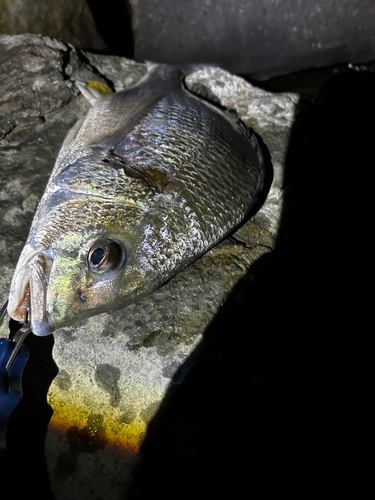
[[0, 338, 29, 449]]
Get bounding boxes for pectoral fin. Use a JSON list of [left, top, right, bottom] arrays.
[[89, 92, 172, 191], [101, 154, 172, 192], [96, 93, 165, 151]]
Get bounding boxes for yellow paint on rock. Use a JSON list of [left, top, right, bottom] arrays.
[[48, 388, 147, 453]]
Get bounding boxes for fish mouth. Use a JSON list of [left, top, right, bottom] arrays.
[[8, 250, 54, 336]]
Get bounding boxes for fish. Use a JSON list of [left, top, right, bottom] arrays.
[[7, 64, 265, 336]]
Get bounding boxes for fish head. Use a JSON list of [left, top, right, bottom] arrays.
[[8, 199, 157, 336]]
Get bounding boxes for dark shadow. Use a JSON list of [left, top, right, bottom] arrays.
[[0, 320, 58, 500], [86, 0, 134, 57], [127, 71, 375, 498], [245, 131, 274, 220]]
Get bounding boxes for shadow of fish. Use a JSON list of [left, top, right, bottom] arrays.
[[8, 64, 265, 336]]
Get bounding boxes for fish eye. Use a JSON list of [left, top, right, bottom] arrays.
[[91, 247, 105, 265], [88, 240, 125, 273]]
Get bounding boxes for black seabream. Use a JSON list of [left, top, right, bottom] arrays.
[[8, 64, 265, 336]]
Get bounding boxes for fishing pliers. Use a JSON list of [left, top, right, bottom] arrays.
[[0, 301, 31, 448]]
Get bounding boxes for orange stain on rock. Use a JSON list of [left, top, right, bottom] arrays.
[[48, 400, 144, 454]]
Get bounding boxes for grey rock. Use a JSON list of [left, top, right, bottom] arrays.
[[84, 52, 147, 92], [0, 0, 106, 51], [2, 0, 374, 79], [131, 0, 375, 77], [0, 34, 296, 499]]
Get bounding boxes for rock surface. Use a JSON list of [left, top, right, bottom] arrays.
[[0, 34, 296, 499], [0, 0, 106, 51], [131, 0, 375, 76]]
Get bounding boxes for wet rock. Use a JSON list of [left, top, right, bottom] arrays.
[[0, 34, 296, 499]]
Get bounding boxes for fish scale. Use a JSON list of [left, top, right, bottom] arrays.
[[8, 64, 266, 336], [121, 97, 210, 173]]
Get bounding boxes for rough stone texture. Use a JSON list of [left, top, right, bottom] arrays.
[[0, 0, 106, 51], [0, 35, 296, 499]]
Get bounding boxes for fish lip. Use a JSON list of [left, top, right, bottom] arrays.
[[8, 267, 31, 322], [8, 249, 54, 336]]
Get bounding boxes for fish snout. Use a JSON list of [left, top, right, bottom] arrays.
[[8, 250, 54, 336]]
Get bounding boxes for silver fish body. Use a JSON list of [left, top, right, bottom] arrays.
[[8, 65, 265, 336]]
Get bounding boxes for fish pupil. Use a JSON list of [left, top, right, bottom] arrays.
[[91, 247, 105, 265]]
